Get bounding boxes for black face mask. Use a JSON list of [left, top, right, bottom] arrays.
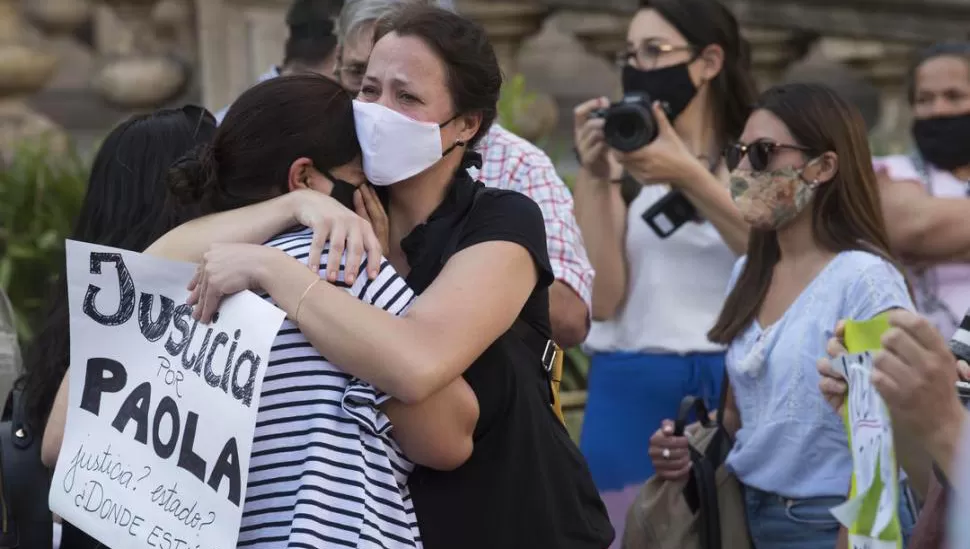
[[912, 113, 970, 171], [622, 61, 698, 121], [322, 168, 359, 210]]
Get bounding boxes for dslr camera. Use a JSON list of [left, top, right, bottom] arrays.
[[592, 93, 697, 238], [590, 92, 670, 152]]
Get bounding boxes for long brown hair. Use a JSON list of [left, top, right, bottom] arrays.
[[708, 83, 901, 344]]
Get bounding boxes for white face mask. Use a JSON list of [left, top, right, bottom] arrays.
[[353, 100, 457, 186]]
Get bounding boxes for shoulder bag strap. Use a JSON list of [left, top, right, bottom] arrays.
[[445, 186, 560, 406]]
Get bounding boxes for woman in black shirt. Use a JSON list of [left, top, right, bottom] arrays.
[[155, 5, 612, 548]]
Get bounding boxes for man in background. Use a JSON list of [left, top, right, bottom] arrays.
[[215, 0, 343, 124], [335, 0, 595, 348]]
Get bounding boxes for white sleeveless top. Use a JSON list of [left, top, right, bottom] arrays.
[[584, 185, 736, 355]]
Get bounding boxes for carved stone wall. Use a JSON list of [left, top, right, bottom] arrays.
[[195, 0, 290, 112], [541, 0, 970, 152], [9, 0, 970, 154]]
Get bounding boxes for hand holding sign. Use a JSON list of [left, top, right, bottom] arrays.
[[187, 243, 285, 323]]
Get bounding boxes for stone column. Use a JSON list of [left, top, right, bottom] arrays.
[[815, 37, 917, 154], [456, 0, 549, 77], [25, 0, 92, 34], [457, 1, 558, 143], [0, 0, 64, 160], [25, 0, 95, 101], [555, 10, 627, 67], [194, 0, 290, 114], [91, 0, 188, 110], [153, 0, 197, 63], [742, 26, 800, 91]]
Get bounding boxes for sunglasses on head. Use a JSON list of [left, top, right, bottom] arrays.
[[724, 141, 815, 172]]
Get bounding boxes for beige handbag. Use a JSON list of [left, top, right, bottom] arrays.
[[622, 391, 752, 549]]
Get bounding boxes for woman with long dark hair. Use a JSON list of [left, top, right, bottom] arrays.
[[571, 0, 757, 531], [649, 83, 917, 548], [147, 6, 612, 548], [22, 106, 216, 549]]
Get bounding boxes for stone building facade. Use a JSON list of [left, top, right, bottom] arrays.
[[3, 0, 970, 160]]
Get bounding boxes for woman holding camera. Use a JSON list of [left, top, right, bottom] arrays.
[[572, 0, 756, 532]]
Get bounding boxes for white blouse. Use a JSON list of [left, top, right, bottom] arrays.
[[584, 185, 736, 355]]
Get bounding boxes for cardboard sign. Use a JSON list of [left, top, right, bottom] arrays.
[[50, 241, 285, 549]]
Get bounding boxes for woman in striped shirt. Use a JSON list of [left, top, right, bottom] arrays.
[[48, 74, 477, 549], [161, 6, 612, 548]]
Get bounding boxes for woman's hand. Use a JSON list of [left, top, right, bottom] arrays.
[[573, 97, 621, 182], [187, 243, 286, 322], [817, 320, 848, 415], [287, 189, 384, 284], [648, 419, 691, 481], [353, 184, 389, 255], [613, 102, 706, 186]]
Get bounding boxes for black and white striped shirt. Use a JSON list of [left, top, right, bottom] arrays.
[[238, 228, 422, 548]]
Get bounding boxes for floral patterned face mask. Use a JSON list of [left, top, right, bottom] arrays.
[[729, 164, 819, 231]]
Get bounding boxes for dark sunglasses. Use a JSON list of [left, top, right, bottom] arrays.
[[724, 141, 815, 172]]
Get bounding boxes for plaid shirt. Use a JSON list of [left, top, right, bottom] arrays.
[[471, 124, 594, 309]]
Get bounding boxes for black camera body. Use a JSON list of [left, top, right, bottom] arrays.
[[590, 92, 669, 152], [593, 93, 695, 238]]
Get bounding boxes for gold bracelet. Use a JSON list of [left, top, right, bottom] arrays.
[[294, 278, 322, 326]]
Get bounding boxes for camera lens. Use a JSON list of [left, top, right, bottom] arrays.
[[603, 103, 657, 152]]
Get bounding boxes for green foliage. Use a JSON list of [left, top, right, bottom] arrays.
[[561, 346, 589, 391], [0, 142, 88, 343], [496, 73, 537, 139]]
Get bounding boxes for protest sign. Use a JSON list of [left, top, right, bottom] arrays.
[[50, 240, 286, 549], [830, 313, 902, 549]]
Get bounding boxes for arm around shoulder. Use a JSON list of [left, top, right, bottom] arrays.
[[147, 192, 300, 262], [255, 195, 548, 404], [382, 377, 479, 471]]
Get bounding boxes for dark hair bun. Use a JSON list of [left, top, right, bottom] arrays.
[[168, 144, 219, 205]]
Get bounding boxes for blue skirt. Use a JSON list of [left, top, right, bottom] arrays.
[[579, 351, 725, 544]]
